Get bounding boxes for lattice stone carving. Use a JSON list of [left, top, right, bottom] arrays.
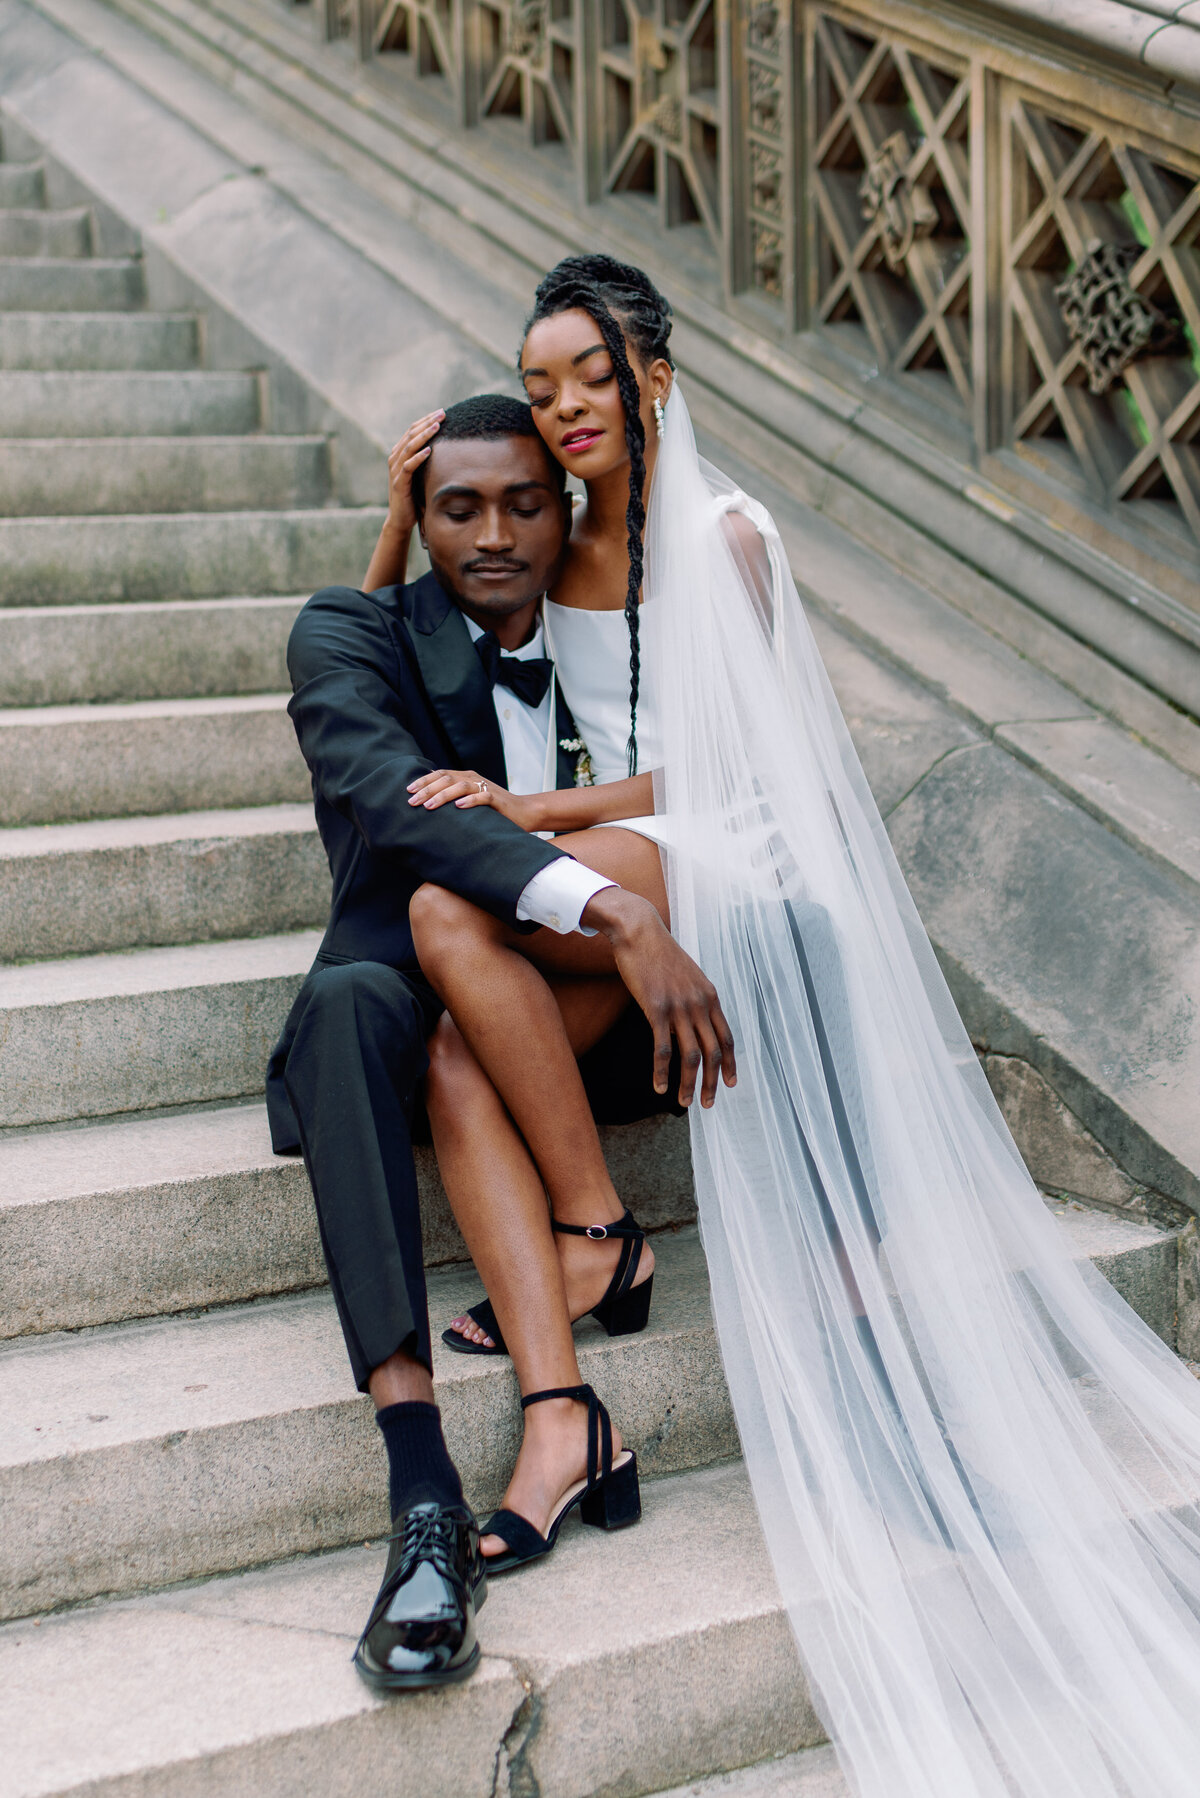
[[810, 11, 972, 411], [595, 0, 721, 257], [738, 0, 790, 302], [1003, 95, 1200, 544], [858, 130, 938, 272], [1056, 244, 1184, 395], [374, 0, 461, 92], [475, 0, 580, 151]]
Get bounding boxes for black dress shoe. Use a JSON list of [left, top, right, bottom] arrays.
[[354, 1500, 487, 1691]]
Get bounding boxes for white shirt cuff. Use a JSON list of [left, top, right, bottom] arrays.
[[516, 860, 616, 936]]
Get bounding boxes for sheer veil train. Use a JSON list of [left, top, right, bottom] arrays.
[[646, 386, 1200, 1798]]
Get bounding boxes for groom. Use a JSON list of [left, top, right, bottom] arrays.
[[267, 394, 719, 1691]]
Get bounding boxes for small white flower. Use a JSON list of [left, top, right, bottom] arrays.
[[559, 737, 595, 787]]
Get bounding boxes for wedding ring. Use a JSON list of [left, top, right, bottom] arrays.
[[478, 781, 487, 794]]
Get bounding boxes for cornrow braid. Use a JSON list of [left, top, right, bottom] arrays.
[[524, 255, 674, 776]]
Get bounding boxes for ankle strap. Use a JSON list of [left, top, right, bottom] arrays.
[[520, 1384, 595, 1409], [552, 1207, 642, 1241], [520, 1383, 613, 1485]]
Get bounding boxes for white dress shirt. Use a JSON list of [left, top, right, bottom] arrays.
[[461, 613, 614, 935]]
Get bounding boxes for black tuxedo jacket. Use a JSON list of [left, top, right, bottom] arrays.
[[289, 571, 581, 967], [266, 572, 581, 1150]]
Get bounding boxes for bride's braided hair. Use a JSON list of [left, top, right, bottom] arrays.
[[524, 255, 673, 775]]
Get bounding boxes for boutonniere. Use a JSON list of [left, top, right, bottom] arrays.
[[559, 736, 595, 788]]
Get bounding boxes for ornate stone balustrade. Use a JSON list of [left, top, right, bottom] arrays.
[[311, 0, 1200, 660]]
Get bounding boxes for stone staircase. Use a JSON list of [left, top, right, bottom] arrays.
[[0, 126, 1196, 1798]]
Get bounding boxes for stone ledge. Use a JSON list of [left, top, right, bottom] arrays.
[[889, 745, 1200, 1211]]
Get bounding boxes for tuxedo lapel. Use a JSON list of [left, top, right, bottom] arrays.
[[403, 573, 507, 785]]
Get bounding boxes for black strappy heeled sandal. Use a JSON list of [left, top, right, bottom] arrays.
[[441, 1208, 655, 1357], [480, 1384, 641, 1574]]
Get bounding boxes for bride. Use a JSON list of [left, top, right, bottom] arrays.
[[385, 254, 1200, 1797]]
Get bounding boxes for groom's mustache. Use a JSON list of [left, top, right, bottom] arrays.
[[461, 557, 528, 574]]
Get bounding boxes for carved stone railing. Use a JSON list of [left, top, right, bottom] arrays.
[[309, 0, 1200, 656]]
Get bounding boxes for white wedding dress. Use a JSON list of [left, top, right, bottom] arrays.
[[544, 389, 1200, 1798]]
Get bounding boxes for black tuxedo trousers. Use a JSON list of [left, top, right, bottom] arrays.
[[269, 577, 679, 1390]]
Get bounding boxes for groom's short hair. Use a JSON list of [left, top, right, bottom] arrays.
[[412, 393, 567, 515]]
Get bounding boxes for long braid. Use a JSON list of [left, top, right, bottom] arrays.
[[523, 255, 674, 777]]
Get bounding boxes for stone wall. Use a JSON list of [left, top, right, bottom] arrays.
[[290, 0, 1200, 716]]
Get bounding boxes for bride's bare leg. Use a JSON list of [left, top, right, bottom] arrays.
[[427, 979, 634, 1350], [411, 828, 672, 1552], [410, 828, 669, 1237], [427, 985, 636, 1551]]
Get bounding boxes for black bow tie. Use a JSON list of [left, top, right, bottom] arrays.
[[474, 630, 554, 707]]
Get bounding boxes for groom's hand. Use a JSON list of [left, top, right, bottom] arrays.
[[582, 888, 737, 1110]]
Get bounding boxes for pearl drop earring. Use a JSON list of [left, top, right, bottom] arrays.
[[653, 395, 666, 440]]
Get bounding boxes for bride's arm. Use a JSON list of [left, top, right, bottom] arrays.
[[520, 773, 655, 832], [408, 769, 655, 832]]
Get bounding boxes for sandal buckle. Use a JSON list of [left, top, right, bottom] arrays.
[[585, 1224, 609, 1240]]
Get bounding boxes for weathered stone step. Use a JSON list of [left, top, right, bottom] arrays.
[[0, 256, 142, 309], [0, 368, 259, 437], [0, 205, 90, 257], [0, 505, 386, 604], [0, 1231, 736, 1618], [0, 1460, 816, 1798], [0, 595, 299, 706], [0, 929, 318, 1128], [0, 434, 331, 515], [0, 310, 197, 370], [0, 803, 326, 961], [0, 693, 306, 826], [0, 1103, 694, 1336], [0, 163, 44, 208], [0, 1211, 1188, 1623]]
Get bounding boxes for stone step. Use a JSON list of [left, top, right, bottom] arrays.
[[0, 434, 331, 515], [0, 1459, 818, 1798], [0, 1230, 736, 1618], [0, 1210, 1187, 1624], [0, 256, 143, 310], [0, 205, 90, 257], [0, 505, 386, 605], [0, 163, 44, 208], [0, 804, 327, 961], [0, 307, 197, 370], [0, 368, 259, 437], [0, 310, 198, 370], [0, 693, 307, 826], [0, 1093, 1175, 1353], [0, 594, 299, 706], [656, 1748, 848, 1797], [0, 930, 318, 1129], [0, 1103, 695, 1336]]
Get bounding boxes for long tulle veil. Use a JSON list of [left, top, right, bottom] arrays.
[[644, 386, 1200, 1797]]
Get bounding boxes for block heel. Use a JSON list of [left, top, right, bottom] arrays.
[[480, 1385, 641, 1574], [580, 1450, 641, 1530], [592, 1271, 654, 1337]]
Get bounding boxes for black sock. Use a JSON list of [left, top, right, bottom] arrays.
[[375, 1400, 464, 1519]]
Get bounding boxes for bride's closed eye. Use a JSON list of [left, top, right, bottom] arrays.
[[525, 373, 616, 408]]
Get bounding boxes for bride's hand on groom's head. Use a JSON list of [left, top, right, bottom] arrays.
[[406, 768, 539, 833], [384, 410, 445, 538]]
